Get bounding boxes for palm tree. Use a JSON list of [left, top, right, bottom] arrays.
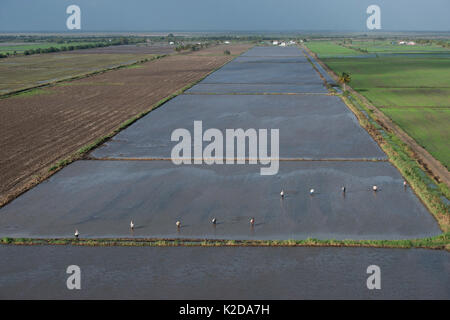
[[338, 72, 351, 92]]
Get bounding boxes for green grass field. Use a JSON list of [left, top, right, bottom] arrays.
[[381, 107, 450, 168], [306, 40, 450, 169], [306, 39, 450, 56], [361, 88, 450, 107], [347, 40, 449, 53], [324, 56, 450, 105], [305, 41, 362, 57], [0, 53, 154, 94]]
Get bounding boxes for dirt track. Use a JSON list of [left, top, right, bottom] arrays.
[[0, 44, 252, 206]]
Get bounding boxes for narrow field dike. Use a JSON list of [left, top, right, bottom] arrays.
[[1, 233, 449, 250]]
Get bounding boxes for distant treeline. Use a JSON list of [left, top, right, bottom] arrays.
[[175, 42, 214, 52], [22, 38, 139, 56], [418, 39, 450, 48], [0, 35, 146, 43], [0, 37, 145, 59]]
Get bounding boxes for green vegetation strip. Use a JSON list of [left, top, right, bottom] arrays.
[[1, 233, 448, 250], [0, 38, 146, 57], [184, 92, 328, 96], [6, 87, 52, 99]]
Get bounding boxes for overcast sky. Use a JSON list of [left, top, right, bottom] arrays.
[[0, 0, 449, 32]]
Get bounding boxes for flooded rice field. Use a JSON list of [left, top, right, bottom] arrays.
[[90, 94, 385, 159], [187, 46, 326, 93], [241, 46, 306, 57], [187, 83, 328, 93], [1, 46, 446, 300], [0, 161, 440, 239], [0, 245, 448, 299]]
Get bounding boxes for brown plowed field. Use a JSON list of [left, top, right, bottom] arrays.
[[0, 43, 252, 206]]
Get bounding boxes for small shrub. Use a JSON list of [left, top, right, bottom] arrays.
[[1, 237, 12, 244]]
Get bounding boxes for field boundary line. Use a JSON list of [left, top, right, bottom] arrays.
[[86, 157, 389, 162], [191, 82, 325, 85], [1, 233, 448, 251], [183, 92, 329, 96]]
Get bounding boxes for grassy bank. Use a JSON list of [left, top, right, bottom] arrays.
[[1, 233, 448, 250]]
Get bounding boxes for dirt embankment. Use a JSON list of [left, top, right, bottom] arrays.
[[0, 44, 252, 207]]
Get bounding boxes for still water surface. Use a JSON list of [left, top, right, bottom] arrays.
[[0, 245, 448, 299]]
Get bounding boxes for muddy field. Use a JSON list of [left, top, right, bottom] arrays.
[[0, 44, 252, 206], [0, 245, 448, 299]]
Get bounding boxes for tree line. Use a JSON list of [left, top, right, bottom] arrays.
[[0, 37, 145, 59]]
